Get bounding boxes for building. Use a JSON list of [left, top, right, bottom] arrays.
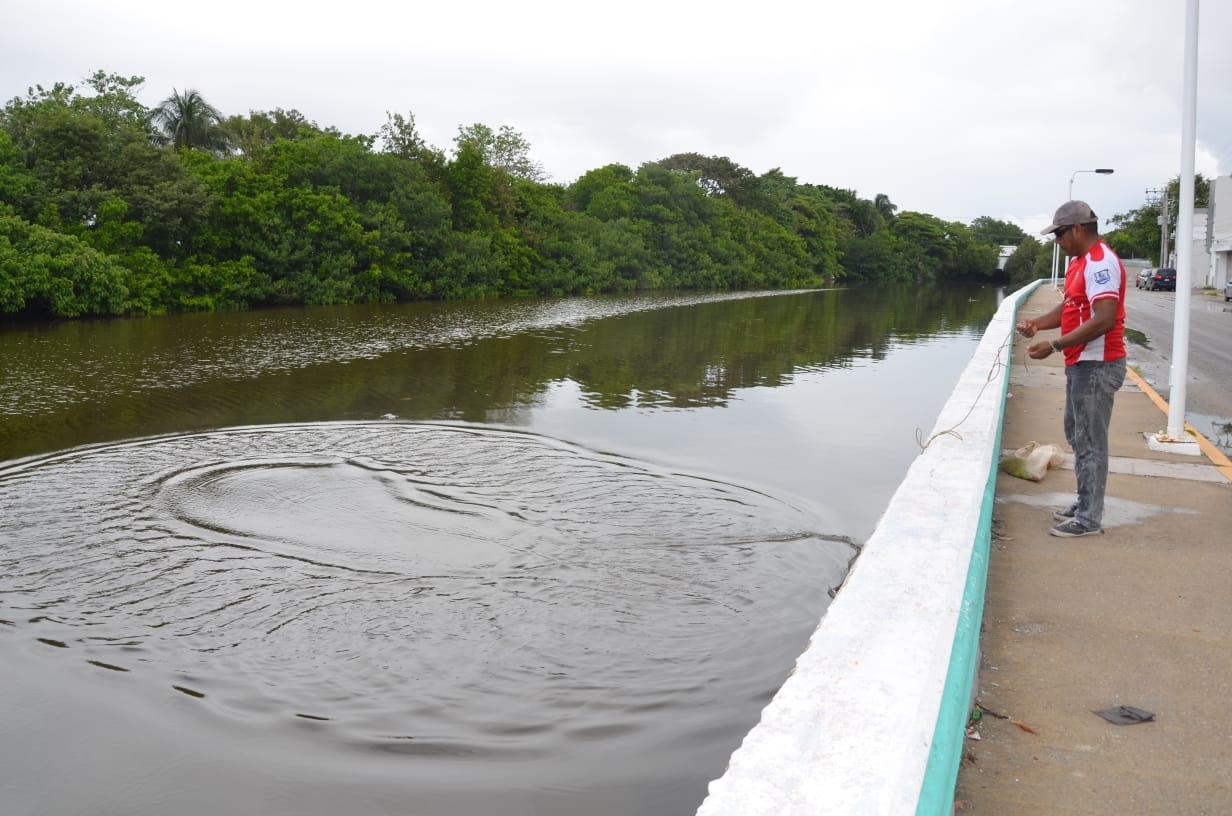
[[996, 245, 1017, 271], [1180, 208, 1209, 282], [1208, 174, 1232, 290]]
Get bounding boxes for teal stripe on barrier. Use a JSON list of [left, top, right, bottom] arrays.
[[914, 280, 1042, 815]]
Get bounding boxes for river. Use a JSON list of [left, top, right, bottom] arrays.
[[0, 285, 1000, 816]]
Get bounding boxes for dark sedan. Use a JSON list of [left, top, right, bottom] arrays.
[[1138, 267, 1176, 291]]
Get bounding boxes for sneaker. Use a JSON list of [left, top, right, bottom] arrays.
[[1049, 518, 1102, 538], [1053, 503, 1079, 522]]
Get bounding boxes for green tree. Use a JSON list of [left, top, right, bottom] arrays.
[[842, 230, 908, 281], [148, 89, 233, 154], [969, 215, 1027, 246], [567, 163, 636, 217], [655, 152, 760, 204], [790, 186, 842, 281], [0, 131, 36, 203], [839, 196, 883, 237], [1003, 237, 1045, 287], [1105, 202, 1162, 263], [941, 221, 1000, 281], [4, 67, 1046, 318], [376, 110, 443, 164], [873, 193, 897, 224], [1165, 173, 1210, 209], [223, 108, 323, 159], [446, 141, 498, 231], [453, 123, 546, 182], [749, 168, 799, 226], [1105, 174, 1209, 265], [1, 72, 207, 272], [890, 211, 952, 278], [0, 208, 130, 317]]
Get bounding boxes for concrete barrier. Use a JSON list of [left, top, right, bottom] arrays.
[[697, 281, 1039, 816]]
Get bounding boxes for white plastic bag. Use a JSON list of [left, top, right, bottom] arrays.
[[999, 441, 1065, 482]]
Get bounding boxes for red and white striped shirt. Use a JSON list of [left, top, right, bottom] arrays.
[[1061, 240, 1126, 364]]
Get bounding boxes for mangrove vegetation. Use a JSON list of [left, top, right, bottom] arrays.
[[2, 71, 1035, 320]]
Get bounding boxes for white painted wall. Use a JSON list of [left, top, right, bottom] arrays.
[[1184, 209, 1209, 284], [1208, 175, 1232, 289]]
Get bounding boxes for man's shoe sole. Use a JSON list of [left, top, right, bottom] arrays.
[[1049, 523, 1103, 538]]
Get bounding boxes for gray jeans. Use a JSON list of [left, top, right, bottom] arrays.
[[1063, 358, 1127, 527]]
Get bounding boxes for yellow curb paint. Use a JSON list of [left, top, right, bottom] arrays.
[[1125, 366, 1172, 414], [1125, 366, 1232, 478]]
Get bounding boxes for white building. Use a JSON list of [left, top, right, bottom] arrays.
[[996, 245, 1017, 270], [1179, 209, 1209, 282], [1207, 174, 1232, 290]]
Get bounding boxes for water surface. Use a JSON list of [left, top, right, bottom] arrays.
[[0, 285, 999, 815]]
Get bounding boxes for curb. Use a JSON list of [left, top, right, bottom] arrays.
[[1124, 367, 1232, 481]]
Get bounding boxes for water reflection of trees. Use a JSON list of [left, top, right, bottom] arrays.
[[569, 284, 997, 409], [341, 284, 1001, 417], [0, 286, 1001, 460]]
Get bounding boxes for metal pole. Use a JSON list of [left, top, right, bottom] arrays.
[[1058, 176, 1076, 287], [1055, 169, 1113, 287], [1166, 0, 1199, 439], [1160, 192, 1171, 267], [1051, 177, 1078, 288]]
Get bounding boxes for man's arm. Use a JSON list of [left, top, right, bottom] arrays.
[[1017, 303, 1062, 337], [1026, 297, 1117, 360], [1061, 297, 1118, 345]]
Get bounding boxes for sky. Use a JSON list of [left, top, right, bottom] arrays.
[[3, 0, 1229, 237]]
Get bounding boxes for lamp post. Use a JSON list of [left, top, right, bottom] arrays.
[[1051, 168, 1115, 288]]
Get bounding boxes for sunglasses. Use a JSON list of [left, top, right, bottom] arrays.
[[1052, 225, 1072, 240]]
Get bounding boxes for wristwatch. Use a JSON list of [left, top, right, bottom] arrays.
[[1050, 340, 1062, 353]]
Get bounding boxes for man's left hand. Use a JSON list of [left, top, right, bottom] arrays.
[[1027, 340, 1056, 360]]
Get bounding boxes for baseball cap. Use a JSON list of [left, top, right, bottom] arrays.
[[1040, 200, 1097, 235]]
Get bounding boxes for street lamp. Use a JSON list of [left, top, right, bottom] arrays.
[[1051, 168, 1115, 288]]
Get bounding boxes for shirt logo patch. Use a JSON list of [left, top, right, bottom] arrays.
[[1094, 268, 1111, 285]]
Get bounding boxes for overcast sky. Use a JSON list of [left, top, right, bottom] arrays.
[[3, 0, 1229, 236]]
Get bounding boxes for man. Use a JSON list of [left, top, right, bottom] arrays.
[[1016, 200, 1127, 537]]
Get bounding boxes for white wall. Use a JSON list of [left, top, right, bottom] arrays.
[[997, 245, 1018, 271], [1186, 210, 1209, 284], [1209, 175, 1232, 289]]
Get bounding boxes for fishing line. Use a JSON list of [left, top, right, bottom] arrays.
[[914, 326, 1023, 452]]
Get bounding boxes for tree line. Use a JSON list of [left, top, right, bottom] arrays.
[[1, 71, 1031, 320]]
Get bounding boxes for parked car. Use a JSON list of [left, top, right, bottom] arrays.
[[1140, 268, 1176, 291], [1135, 269, 1153, 289], [1225, 278, 1231, 302]]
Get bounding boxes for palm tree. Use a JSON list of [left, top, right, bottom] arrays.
[[147, 88, 232, 154], [873, 193, 898, 224]]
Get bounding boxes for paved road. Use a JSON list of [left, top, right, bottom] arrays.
[[1122, 287, 1232, 448]]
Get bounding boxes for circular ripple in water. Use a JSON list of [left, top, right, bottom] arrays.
[[0, 421, 854, 765]]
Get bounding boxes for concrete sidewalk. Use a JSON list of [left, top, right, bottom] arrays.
[[954, 286, 1232, 815]]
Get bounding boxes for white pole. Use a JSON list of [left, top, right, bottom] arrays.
[[1052, 178, 1076, 289], [1056, 170, 1113, 287], [1056, 176, 1076, 288], [1166, 0, 1199, 439]]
